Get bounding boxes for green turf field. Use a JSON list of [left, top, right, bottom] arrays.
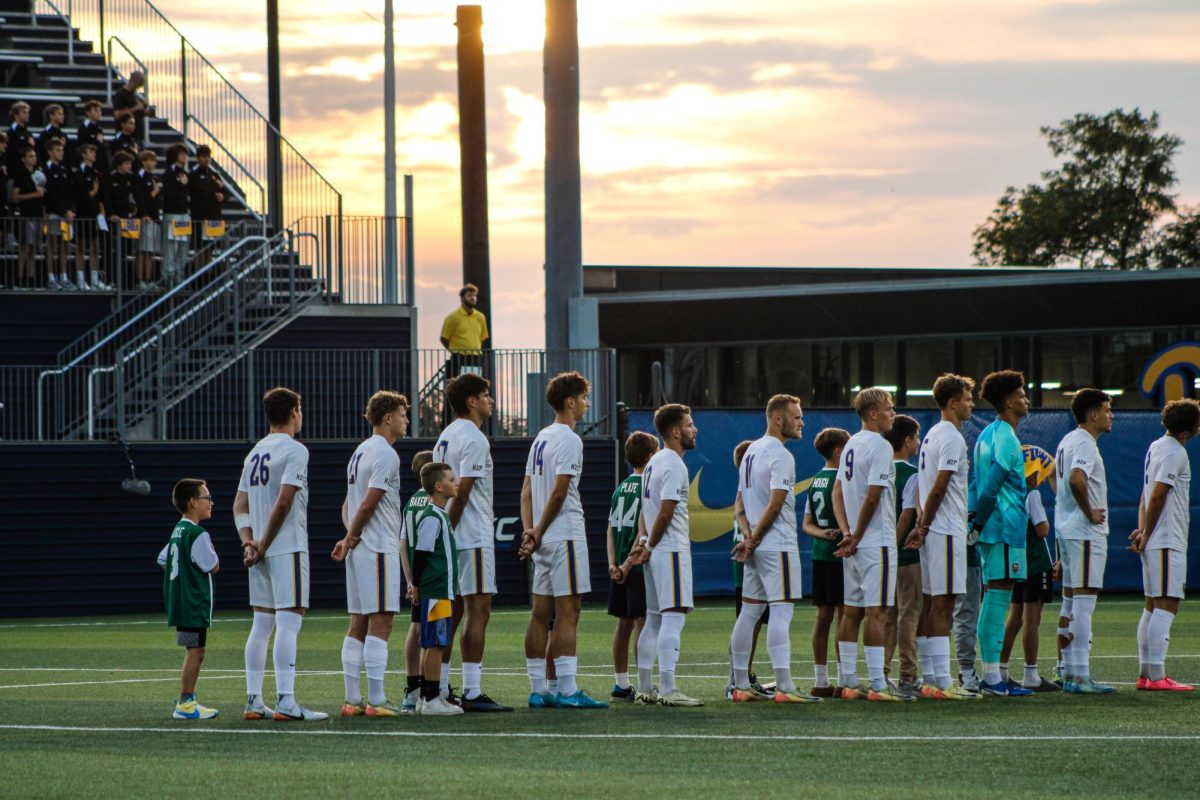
[[1, 597, 1198, 799]]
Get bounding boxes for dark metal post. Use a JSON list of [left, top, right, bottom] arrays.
[[404, 174, 415, 306], [266, 0, 283, 233], [98, 0, 105, 65], [180, 36, 188, 142], [456, 5, 492, 333], [382, 0, 399, 303]]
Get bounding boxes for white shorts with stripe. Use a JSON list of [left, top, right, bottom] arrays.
[[742, 547, 802, 603], [532, 539, 591, 597], [843, 545, 897, 609], [644, 548, 694, 612], [249, 551, 310, 610], [920, 532, 967, 596], [457, 546, 497, 596], [1059, 538, 1107, 590], [1142, 547, 1186, 600], [345, 546, 400, 615]]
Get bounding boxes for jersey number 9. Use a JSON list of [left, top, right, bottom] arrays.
[[845, 448, 855, 481]]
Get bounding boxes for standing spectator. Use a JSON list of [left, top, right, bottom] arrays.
[[135, 150, 161, 289], [6, 102, 34, 179], [76, 100, 108, 173], [104, 151, 139, 290], [188, 144, 225, 238], [12, 146, 46, 290], [72, 142, 111, 290], [112, 71, 148, 141], [109, 113, 140, 161], [440, 284, 490, 355], [1, 132, 12, 286], [160, 144, 191, 285], [37, 104, 68, 164], [42, 138, 76, 290]]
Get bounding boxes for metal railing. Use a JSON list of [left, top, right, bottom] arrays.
[[0, 366, 51, 441], [297, 214, 411, 305]]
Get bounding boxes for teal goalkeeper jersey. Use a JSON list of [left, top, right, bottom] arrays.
[[971, 419, 1027, 548]]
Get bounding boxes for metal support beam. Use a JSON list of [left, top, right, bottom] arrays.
[[456, 5, 492, 333], [266, 0, 283, 232], [383, 0, 399, 303]]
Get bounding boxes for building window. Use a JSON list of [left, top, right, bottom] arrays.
[[1039, 335, 1091, 408], [762, 344, 812, 406], [1100, 332, 1156, 409], [906, 339, 955, 408], [962, 338, 1001, 387]]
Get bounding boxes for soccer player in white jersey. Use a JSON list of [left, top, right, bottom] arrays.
[[730, 394, 819, 703], [233, 387, 328, 721], [832, 387, 911, 702], [1130, 398, 1199, 691], [1053, 388, 1116, 694], [518, 371, 608, 709], [331, 391, 408, 717], [435, 373, 511, 712], [631, 403, 703, 707], [907, 374, 979, 700]]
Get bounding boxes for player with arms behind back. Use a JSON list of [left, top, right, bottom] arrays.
[[519, 371, 608, 709], [233, 387, 328, 721]]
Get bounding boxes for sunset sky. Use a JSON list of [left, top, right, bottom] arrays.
[[150, 0, 1200, 348]]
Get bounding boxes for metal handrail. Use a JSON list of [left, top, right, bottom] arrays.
[[35, 367, 66, 440], [86, 365, 117, 439], [32, 0, 73, 64], [185, 113, 265, 224]]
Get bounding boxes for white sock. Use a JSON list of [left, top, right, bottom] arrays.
[[548, 678, 559, 694], [931, 636, 952, 690], [76, 270, 86, 286], [837, 640, 859, 688], [1023, 663, 1040, 688], [766, 602, 796, 694], [1148, 608, 1174, 681], [526, 657, 548, 694], [244, 611, 274, 699], [1069, 594, 1096, 680], [1137, 608, 1153, 678], [91, 269, 102, 286], [439, 662, 451, 697], [864, 645, 886, 691], [999, 661, 1009, 682], [341, 635, 365, 704], [981, 661, 1001, 686], [615, 671, 630, 689], [917, 635, 933, 685], [1058, 596, 1074, 674], [657, 611, 686, 695], [637, 612, 661, 692], [363, 634, 389, 706], [462, 662, 482, 700], [814, 663, 829, 688], [554, 656, 578, 696], [272, 611, 302, 702], [730, 603, 765, 688]]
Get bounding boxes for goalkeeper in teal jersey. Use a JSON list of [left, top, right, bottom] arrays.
[[970, 371, 1034, 697], [158, 478, 221, 719]]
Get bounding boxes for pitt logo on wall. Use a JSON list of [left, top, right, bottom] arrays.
[[1140, 342, 1200, 406]]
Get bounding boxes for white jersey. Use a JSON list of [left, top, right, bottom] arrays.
[[1143, 435, 1191, 552], [900, 468, 918, 512], [525, 423, 586, 544], [1054, 428, 1109, 541], [641, 448, 691, 552], [435, 418, 494, 550], [345, 434, 402, 554], [739, 435, 797, 552], [238, 432, 309, 555], [917, 420, 969, 538], [837, 430, 896, 548]]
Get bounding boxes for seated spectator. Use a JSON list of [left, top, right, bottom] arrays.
[[72, 142, 111, 290], [135, 150, 161, 290], [112, 71, 148, 140], [76, 100, 108, 173], [6, 101, 34, 179], [11, 146, 46, 290], [109, 113, 140, 161], [188, 145, 226, 237], [161, 143, 191, 285], [42, 138, 75, 290], [37, 104, 68, 164], [104, 150, 139, 287]]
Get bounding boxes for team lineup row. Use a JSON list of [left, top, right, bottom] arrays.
[[158, 370, 1199, 720]]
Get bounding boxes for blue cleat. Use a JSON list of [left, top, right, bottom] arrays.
[[528, 692, 558, 708], [556, 690, 609, 709], [980, 679, 1033, 697], [1064, 678, 1117, 694]]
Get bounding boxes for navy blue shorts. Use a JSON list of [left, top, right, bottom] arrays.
[[419, 598, 453, 648]]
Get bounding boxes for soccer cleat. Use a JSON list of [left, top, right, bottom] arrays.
[[274, 702, 330, 721], [634, 689, 659, 706], [1052, 665, 1064, 687], [868, 685, 916, 702], [557, 690, 610, 709], [174, 700, 219, 720], [810, 685, 837, 699], [420, 696, 465, 716], [1063, 677, 1115, 694], [920, 685, 948, 700], [444, 687, 462, 707], [773, 690, 821, 704], [340, 701, 368, 717], [730, 684, 772, 702], [657, 690, 704, 707], [460, 692, 514, 712], [942, 684, 981, 701], [365, 700, 406, 717], [243, 697, 275, 720], [980, 679, 1032, 697], [611, 684, 636, 701], [1144, 676, 1194, 692], [400, 689, 420, 713], [750, 679, 776, 698], [1136, 676, 1150, 690], [528, 691, 558, 708], [1026, 678, 1061, 693], [839, 685, 868, 700], [897, 679, 922, 699]]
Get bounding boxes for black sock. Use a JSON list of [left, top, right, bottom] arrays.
[[407, 675, 421, 693], [421, 679, 439, 702]]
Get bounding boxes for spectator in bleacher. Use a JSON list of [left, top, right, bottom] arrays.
[[110, 113, 140, 161], [188, 145, 225, 238], [43, 138, 76, 290], [0, 131, 8, 216], [161, 144, 191, 285], [6, 102, 34, 179], [37, 104, 68, 164], [76, 100, 108, 174], [440, 283, 490, 355], [73, 142, 111, 291], [0, 132, 10, 288], [135, 150, 161, 290], [105, 150, 139, 288], [112, 71, 148, 141], [12, 146, 45, 290]]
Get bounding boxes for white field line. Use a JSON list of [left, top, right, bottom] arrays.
[[3, 724, 1200, 743]]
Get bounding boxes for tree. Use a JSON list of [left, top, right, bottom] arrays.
[[1156, 207, 1200, 270], [973, 108, 1184, 270]]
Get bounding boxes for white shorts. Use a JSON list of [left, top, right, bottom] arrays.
[[345, 546, 400, 615], [644, 548, 694, 612], [1059, 538, 1107, 590], [531, 539, 591, 597], [742, 548, 802, 603], [843, 545, 897, 609], [457, 546, 497, 596], [1142, 548, 1186, 600], [248, 551, 310, 610], [920, 533, 967, 596]]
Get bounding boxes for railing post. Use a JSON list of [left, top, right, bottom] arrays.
[[336, 197, 344, 304], [67, 0, 74, 64], [371, 349, 381, 393], [116, 348, 126, 440], [323, 214, 332, 303], [180, 37, 188, 142], [156, 328, 166, 439], [106, 39, 112, 105], [404, 174, 415, 306], [98, 0, 105, 66], [288, 231, 296, 316], [245, 350, 256, 440]]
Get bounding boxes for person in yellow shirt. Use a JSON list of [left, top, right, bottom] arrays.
[[440, 284, 490, 355]]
